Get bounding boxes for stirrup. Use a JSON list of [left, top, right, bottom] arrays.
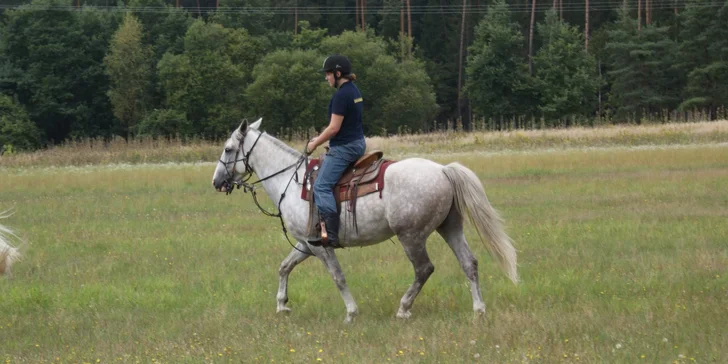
[[307, 220, 329, 247]]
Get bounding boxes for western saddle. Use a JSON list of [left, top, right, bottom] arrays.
[[301, 150, 395, 237]]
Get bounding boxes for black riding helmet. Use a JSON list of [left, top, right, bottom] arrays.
[[319, 54, 352, 75]]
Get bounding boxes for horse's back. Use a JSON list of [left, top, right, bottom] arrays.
[[384, 157, 450, 188]]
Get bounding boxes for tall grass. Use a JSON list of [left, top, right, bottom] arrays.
[[1, 133, 726, 362]]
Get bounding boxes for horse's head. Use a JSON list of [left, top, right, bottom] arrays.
[[212, 118, 263, 193]]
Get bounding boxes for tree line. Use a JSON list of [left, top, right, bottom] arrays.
[[1, 0, 727, 151]]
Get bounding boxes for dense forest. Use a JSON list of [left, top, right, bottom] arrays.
[[1, 0, 727, 151]]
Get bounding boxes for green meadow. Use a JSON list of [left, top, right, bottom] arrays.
[[1, 123, 727, 363]]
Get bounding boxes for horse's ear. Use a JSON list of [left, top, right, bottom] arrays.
[[235, 120, 248, 140], [249, 117, 262, 130]]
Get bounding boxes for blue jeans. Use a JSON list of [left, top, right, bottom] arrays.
[[313, 138, 366, 219]]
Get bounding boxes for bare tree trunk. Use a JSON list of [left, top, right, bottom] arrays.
[[529, 0, 536, 74], [407, 0, 413, 44], [559, 0, 563, 19], [457, 0, 467, 123], [469, 98, 473, 131], [362, 0, 367, 31], [553, 0, 557, 9], [638, 0, 642, 31], [647, 0, 652, 25], [585, 0, 590, 49], [176, 0, 179, 8], [440, 0, 449, 36], [356, 0, 360, 29], [598, 59, 602, 116], [400, 0, 405, 36], [645, 0, 652, 25], [400, 0, 405, 59], [294, 0, 298, 34]]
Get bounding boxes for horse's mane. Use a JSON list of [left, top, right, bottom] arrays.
[[260, 132, 302, 159]]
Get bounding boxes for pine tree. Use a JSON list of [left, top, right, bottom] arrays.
[[417, 0, 461, 126], [533, 9, 600, 125], [678, 0, 728, 119], [606, 6, 680, 122], [465, 0, 535, 128]]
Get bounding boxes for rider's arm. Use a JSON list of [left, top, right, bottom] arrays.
[[308, 114, 344, 152]]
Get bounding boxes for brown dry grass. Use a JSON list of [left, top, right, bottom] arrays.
[[368, 120, 728, 156], [1, 120, 726, 169]]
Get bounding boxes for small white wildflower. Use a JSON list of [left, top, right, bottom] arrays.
[[495, 345, 500, 349], [662, 338, 668, 343], [679, 354, 685, 359], [615, 343, 622, 349], [470, 340, 476, 345], [473, 353, 480, 359]]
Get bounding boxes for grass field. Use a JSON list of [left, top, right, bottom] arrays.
[[1, 122, 727, 363]]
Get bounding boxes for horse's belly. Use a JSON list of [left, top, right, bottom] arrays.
[[338, 194, 393, 247]]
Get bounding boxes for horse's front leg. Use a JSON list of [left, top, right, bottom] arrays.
[[313, 246, 359, 323], [277, 242, 312, 314]]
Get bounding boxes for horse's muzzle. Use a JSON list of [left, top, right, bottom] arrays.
[[212, 179, 229, 192]]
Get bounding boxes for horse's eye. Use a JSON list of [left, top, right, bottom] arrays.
[[225, 148, 232, 153]]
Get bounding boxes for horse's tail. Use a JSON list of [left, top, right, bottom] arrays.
[[442, 163, 518, 284], [0, 211, 22, 277]]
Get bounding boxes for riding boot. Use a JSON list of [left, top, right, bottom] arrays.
[[322, 212, 340, 247]]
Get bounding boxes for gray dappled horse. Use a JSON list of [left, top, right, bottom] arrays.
[[212, 119, 518, 323], [0, 211, 22, 278]]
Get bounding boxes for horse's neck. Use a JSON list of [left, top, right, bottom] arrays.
[[246, 132, 305, 200]]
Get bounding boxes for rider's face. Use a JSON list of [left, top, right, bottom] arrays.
[[325, 71, 336, 88]]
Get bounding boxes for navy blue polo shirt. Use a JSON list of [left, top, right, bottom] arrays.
[[328, 81, 364, 147]]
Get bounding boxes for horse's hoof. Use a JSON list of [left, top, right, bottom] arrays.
[[473, 310, 487, 320], [343, 310, 358, 324], [473, 303, 486, 314], [276, 306, 292, 314], [396, 310, 411, 319]]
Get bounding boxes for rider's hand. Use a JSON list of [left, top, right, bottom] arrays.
[[306, 139, 317, 155]]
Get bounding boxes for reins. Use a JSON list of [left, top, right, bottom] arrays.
[[218, 131, 314, 256]]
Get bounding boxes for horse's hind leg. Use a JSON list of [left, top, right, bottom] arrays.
[[437, 207, 486, 314], [396, 234, 435, 319], [314, 246, 359, 323], [277, 242, 312, 314]]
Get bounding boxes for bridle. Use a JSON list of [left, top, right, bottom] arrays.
[[217, 130, 313, 255], [218, 131, 306, 196], [217, 131, 263, 195]]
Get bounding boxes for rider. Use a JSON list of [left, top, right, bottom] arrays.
[[306, 54, 366, 247]]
